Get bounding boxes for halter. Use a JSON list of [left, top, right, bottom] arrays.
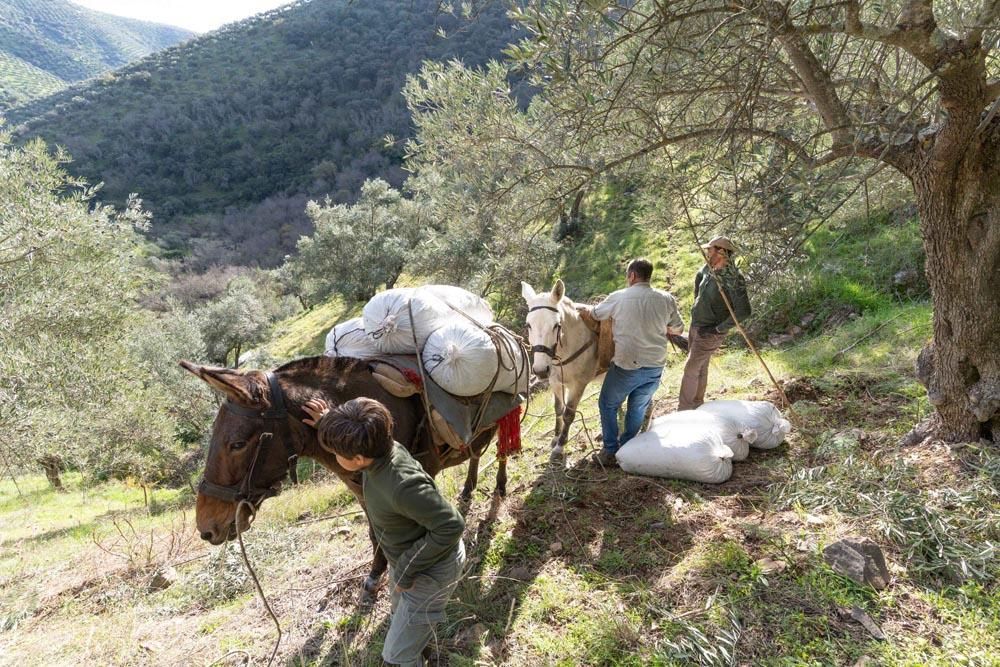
[[198, 372, 302, 506], [527, 304, 596, 367]]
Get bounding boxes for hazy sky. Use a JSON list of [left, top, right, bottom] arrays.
[[71, 0, 293, 33]]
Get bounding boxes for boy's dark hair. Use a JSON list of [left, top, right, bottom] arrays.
[[317, 397, 394, 459], [627, 258, 654, 282]]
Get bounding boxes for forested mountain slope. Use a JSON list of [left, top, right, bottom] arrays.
[[0, 0, 192, 109], [8, 0, 516, 267]]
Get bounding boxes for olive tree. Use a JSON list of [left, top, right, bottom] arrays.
[[413, 0, 1000, 442]]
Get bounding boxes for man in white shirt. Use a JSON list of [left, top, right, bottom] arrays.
[[590, 258, 684, 466]]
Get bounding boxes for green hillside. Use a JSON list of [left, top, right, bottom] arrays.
[[8, 0, 517, 267], [0, 0, 193, 109]]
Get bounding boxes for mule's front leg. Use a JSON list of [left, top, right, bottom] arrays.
[[361, 522, 388, 606], [549, 391, 567, 460]]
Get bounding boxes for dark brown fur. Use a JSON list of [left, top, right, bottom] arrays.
[[182, 356, 502, 597]]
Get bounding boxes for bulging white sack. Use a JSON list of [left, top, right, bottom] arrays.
[[697, 400, 792, 449], [324, 317, 379, 359], [419, 285, 493, 325], [652, 410, 751, 461], [422, 322, 528, 397], [363, 287, 453, 354], [616, 411, 734, 483]]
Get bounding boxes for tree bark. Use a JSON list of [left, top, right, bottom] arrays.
[[39, 454, 64, 490], [912, 124, 1000, 442]]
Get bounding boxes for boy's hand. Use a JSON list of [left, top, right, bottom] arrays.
[[302, 398, 330, 428]]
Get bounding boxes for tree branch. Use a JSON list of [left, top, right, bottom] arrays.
[[968, 0, 1000, 45], [987, 79, 1000, 101]]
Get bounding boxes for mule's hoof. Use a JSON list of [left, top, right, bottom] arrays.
[[358, 587, 377, 609], [362, 575, 382, 594], [549, 447, 565, 462]]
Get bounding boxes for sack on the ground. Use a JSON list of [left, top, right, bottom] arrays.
[[652, 410, 750, 461], [422, 322, 527, 397], [324, 317, 379, 359], [697, 400, 791, 449], [616, 412, 734, 483]]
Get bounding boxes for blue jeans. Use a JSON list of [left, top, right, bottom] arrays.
[[598, 363, 663, 453]]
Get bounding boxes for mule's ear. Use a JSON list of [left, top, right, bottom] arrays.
[[521, 281, 537, 301], [179, 360, 261, 405], [552, 279, 565, 302]]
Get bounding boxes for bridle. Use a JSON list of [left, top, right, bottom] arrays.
[[198, 372, 302, 507], [527, 304, 596, 367]]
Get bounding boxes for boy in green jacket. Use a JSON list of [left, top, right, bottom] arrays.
[[303, 397, 465, 667]]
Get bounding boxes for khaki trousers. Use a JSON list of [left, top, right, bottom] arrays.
[[678, 328, 725, 410]]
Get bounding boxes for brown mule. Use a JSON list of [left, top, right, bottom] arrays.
[[180, 355, 500, 600]]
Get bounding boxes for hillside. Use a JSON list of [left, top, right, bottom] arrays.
[[5, 208, 997, 665], [7, 0, 517, 268], [0, 0, 192, 109]]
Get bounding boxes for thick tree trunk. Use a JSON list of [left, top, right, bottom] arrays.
[[38, 455, 64, 490], [912, 136, 1000, 442]]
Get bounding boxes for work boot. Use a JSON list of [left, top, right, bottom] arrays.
[[592, 449, 618, 467]]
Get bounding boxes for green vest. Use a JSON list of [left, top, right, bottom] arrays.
[[690, 264, 751, 333]]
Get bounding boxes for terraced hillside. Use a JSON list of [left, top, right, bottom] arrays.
[[0, 0, 192, 109]]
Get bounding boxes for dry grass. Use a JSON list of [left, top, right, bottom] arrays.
[[2, 306, 998, 665]]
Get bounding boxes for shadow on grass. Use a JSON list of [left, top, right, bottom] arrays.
[[441, 449, 786, 664]]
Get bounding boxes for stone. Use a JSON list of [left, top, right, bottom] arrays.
[[549, 541, 563, 554], [849, 606, 886, 640], [893, 268, 919, 288], [799, 312, 817, 328], [755, 557, 787, 574], [508, 566, 532, 582], [787, 325, 803, 337], [455, 622, 489, 650], [147, 566, 178, 592], [823, 538, 890, 589], [768, 333, 795, 347]]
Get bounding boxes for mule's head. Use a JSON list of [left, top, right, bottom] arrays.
[[181, 361, 299, 545], [521, 279, 566, 380]]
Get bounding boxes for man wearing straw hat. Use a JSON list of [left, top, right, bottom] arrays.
[[678, 236, 752, 410]]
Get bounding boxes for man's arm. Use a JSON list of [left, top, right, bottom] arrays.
[[664, 294, 684, 335], [391, 477, 465, 588], [590, 291, 618, 321]]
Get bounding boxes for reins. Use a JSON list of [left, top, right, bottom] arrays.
[[197, 372, 303, 507], [527, 303, 594, 368]]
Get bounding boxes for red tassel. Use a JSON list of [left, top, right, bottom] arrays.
[[401, 368, 423, 387], [496, 405, 522, 458]]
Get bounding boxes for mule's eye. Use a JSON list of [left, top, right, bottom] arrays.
[[230, 440, 248, 452]]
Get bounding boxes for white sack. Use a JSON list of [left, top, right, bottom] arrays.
[[616, 412, 734, 483], [324, 317, 379, 359], [652, 410, 751, 461], [419, 285, 493, 325], [363, 287, 453, 354], [422, 322, 528, 396], [697, 400, 792, 449]]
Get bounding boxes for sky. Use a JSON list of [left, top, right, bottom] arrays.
[[71, 0, 293, 33]]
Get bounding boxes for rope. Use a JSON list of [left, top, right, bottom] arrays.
[[234, 499, 283, 666]]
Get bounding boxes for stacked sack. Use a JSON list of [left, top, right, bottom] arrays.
[[697, 400, 792, 449], [324, 285, 528, 397], [615, 400, 791, 483]]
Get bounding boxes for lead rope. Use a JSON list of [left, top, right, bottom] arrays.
[[669, 155, 796, 419], [235, 498, 283, 666]]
